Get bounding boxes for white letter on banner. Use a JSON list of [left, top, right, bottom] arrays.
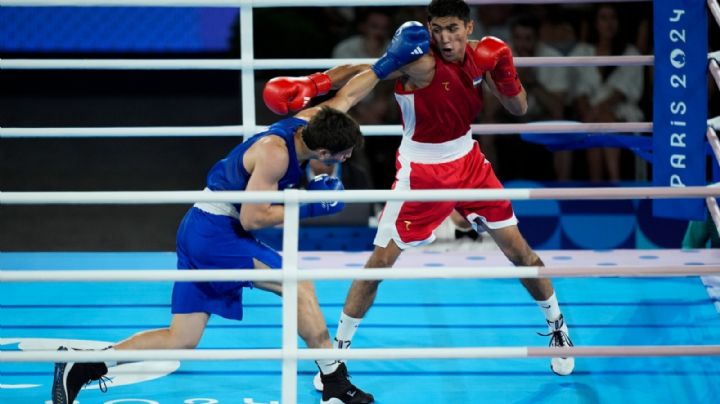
[[670, 175, 685, 187], [670, 101, 687, 115], [669, 9, 685, 22], [671, 154, 686, 168], [670, 133, 686, 147]]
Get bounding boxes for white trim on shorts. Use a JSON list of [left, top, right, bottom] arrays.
[[193, 187, 239, 218], [398, 129, 474, 163]]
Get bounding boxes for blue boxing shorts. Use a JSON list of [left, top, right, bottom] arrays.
[[172, 207, 281, 320]]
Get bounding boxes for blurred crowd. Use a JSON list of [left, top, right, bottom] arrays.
[[250, 3, 658, 188], [245, 2, 720, 237]]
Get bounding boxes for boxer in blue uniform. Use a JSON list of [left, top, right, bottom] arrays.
[[52, 64, 383, 404]]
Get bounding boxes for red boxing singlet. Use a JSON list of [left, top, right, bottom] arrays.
[[394, 43, 484, 145]]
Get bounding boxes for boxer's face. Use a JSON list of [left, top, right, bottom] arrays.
[[428, 16, 473, 63], [319, 147, 353, 165]]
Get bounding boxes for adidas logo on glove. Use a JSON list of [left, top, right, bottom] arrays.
[[411, 46, 425, 55]]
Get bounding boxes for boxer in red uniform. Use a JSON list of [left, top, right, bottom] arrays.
[[264, 0, 575, 389]]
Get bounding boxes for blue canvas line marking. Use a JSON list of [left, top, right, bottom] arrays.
[[3, 300, 712, 309], [5, 370, 719, 377], [5, 323, 714, 330]]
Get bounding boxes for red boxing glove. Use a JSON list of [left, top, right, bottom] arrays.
[[472, 36, 522, 97], [262, 73, 332, 115]]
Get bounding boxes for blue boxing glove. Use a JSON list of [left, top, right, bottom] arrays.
[[371, 21, 430, 79], [299, 174, 345, 219]]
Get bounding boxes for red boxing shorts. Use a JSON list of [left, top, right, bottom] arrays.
[[374, 141, 517, 249]]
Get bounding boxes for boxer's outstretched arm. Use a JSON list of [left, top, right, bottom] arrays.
[[325, 64, 372, 89], [296, 68, 379, 120], [324, 69, 381, 113]]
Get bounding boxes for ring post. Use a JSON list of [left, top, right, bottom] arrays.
[[281, 189, 300, 404], [240, 3, 255, 140]]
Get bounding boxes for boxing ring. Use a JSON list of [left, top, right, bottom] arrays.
[[3, 0, 720, 403]]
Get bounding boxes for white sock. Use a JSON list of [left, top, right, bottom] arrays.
[[334, 312, 362, 349], [536, 293, 562, 323], [315, 359, 341, 375]]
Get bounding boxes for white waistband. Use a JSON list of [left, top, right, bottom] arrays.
[[193, 188, 239, 218], [398, 130, 474, 163]]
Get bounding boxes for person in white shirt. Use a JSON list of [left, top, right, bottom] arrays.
[[484, 14, 572, 180], [568, 3, 644, 182]]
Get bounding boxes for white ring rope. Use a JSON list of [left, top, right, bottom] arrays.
[[709, 0, 720, 29], [2, 345, 718, 364], [2, 266, 720, 283], [0, 56, 654, 70], [1, 187, 718, 205], [706, 127, 720, 168], [0, 122, 653, 139], [1, 0, 650, 7], [710, 59, 720, 93], [706, 195, 720, 237], [705, 127, 720, 236]]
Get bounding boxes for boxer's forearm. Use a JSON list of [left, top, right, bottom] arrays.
[[325, 64, 373, 89], [324, 69, 380, 113]]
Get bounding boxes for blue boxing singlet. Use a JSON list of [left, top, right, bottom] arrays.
[[172, 117, 307, 321]]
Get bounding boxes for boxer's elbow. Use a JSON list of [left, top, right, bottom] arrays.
[[239, 214, 259, 230], [512, 101, 528, 116], [505, 94, 528, 116], [239, 208, 265, 230]]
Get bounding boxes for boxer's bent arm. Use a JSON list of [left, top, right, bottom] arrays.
[[240, 140, 288, 230], [325, 64, 372, 90], [484, 73, 528, 116], [296, 68, 380, 120], [321, 69, 380, 114]]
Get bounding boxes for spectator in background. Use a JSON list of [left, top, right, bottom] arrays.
[[539, 6, 580, 56], [473, 5, 514, 41], [332, 7, 393, 59], [332, 7, 399, 194], [470, 6, 515, 170], [568, 3, 644, 182], [511, 15, 572, 180], [483, 15, 571, 181]]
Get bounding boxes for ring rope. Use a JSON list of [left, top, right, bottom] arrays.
[[0, 0, 651, 7], [0, 56, 654, 70], [0, 122, 654, 139], [3, 266, 720, 283], [0, 123, 654, 138], [2, 345, 719, 364], [1, 186, 718, 205], [704, 127, 720, 239], [710, 59, 720, 93], [709, 0, 720, 28]]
